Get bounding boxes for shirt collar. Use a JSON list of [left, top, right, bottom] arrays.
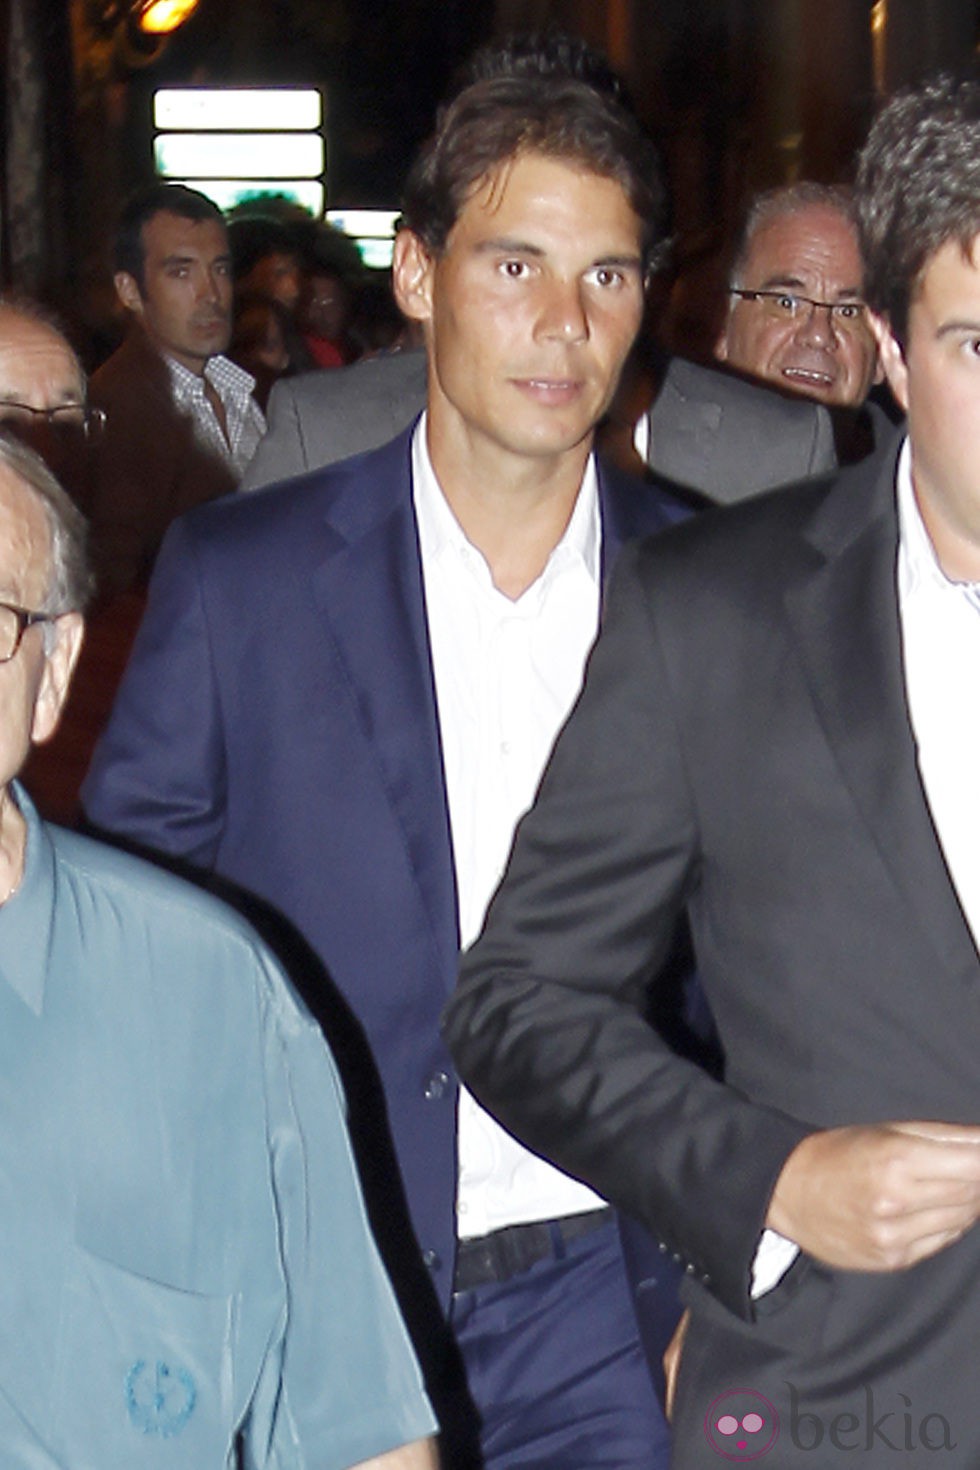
[[896, 435, 980, 601], [411, 412, 600, 590], [164, 352, 256, 405], [0, 783, 56, 1016]]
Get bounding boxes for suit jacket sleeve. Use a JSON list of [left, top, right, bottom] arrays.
[[443, 538, 809, 1320], [239, 378, 307, 491], [81, 517, 228, 867]]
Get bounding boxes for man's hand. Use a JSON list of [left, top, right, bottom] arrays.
[[766, 1121, 980, 1271]]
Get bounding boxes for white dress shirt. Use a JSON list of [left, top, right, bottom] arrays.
[[412, 418, 607, 1239], [898, 437, 980, 945], [165, 353, 266, 479]]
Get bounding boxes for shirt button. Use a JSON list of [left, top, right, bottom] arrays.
[[424, 1070, 451, 1100], [422, 1249, 441, 1271]]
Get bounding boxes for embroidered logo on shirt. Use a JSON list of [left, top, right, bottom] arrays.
[[125, 1359, 196, 1437]]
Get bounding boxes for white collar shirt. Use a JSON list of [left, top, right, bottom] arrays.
[[898, 435, 980, 949], [412, 416, 606, 1238], [165, 353, 266, 480]]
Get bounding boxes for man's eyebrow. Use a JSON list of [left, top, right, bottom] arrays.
[[159, 251, 231, 267], [936, 318, 980, 338], [755, 273, 864, 299], [473, 237, 546, 257], [472, 238, 642, 269], [0, 387, 83, 406]]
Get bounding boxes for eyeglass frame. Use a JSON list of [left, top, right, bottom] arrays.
[[0, 601, 56, 664], [0, 402, 106, 439], [728, 288, 870, 330]]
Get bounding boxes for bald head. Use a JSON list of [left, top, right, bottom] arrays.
[[0, 302, 85, 418]]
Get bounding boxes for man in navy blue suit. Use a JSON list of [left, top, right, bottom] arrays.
[[84, 41, 687, 1469]]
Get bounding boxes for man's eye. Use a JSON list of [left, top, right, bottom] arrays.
[[499, 259, 530, 279], [590, 267, 624, 288], [834, 303, 863, 321], [774, 293, 800, 313]]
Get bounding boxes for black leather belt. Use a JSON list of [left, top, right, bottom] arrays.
[[453, 1207, 612, 1293]]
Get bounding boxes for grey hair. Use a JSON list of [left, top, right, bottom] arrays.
[[730, 182, 861, 286], [0, 433, 94, 617]]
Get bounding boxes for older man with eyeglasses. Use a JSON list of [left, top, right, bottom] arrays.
[[716, 183, 888, 459], [0, 429, 438, 1466], [0, 298, 104, 511]]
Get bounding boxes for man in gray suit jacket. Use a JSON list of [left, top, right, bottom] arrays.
[[241, 345, 835, 502]]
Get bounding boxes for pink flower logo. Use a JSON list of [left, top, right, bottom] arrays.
[[704, 1388, 779, 1460]]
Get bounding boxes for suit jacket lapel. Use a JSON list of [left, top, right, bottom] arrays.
[[597, 455, 686, 589], [309, 428, 459, 969], [785, 442, 979, 987]]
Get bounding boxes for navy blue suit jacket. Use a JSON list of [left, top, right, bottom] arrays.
[[83, 423, 689, 1383]]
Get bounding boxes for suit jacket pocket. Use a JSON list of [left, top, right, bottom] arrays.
[[52, 1243, 237, 1466]]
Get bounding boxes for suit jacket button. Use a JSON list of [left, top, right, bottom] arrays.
[[424, 1071, 451, 1100], [422, 1249, 441, 1271]]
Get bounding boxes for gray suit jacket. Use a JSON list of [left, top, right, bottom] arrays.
[[646, 356, 836, 503], [241, 349, 836, 502]]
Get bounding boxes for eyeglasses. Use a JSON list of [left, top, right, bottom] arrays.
[[0, 602, 54, 664], [729, 289, 869, 332], [0, 402, 106, 441]]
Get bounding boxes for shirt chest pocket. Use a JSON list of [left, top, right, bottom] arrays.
[[52, 1242, 237, 1466]]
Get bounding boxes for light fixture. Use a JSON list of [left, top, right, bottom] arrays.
[[134, 0, 201, 35]]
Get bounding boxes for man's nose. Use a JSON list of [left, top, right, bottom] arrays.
[[536, 279, 589, 343], [200, 269, 226, 304], [795, 300, 839, 348]]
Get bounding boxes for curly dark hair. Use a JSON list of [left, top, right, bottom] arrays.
[[856, 71, 980, 347]]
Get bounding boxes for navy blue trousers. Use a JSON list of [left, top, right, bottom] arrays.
[[449, 1219, 671, 1470]]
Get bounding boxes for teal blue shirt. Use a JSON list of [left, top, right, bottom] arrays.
[[0, 786, 435, 1468]]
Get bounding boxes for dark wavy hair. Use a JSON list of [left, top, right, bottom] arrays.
[[856, 71, 980, 347], [401, 50, 667, 273]]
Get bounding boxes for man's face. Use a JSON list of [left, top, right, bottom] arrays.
[[0, 464, 82, 792], [0, 308, 90, 496], [0, 309, 86, 425], [242, 251, 303, 314], [394, 151, 646, 474], [116, 210, 233, 374], [718, 204, 880, 407], [875, 236, 980, 580]]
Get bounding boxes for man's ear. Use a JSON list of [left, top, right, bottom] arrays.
[[114, 271, 144, 317], [392, 230, 435, 325], [31, 613, 84, 746], [714, 318, 731, 363], [869, 312, 908, 413]]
